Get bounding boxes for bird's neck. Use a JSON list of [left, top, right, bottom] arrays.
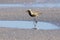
[[30, 11, 34, 14]]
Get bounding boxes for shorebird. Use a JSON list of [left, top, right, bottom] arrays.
[[27, 9, 42, 29], [27, 9, 39, 17]]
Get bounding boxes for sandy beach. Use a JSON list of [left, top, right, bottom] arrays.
[[0, 0, 60, 3], [0, 27, 60, 40]]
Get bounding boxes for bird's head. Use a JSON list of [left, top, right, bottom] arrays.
[[27, 9, 31, 12], [26, 9, 32, 14]]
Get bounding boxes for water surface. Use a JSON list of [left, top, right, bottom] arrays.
[[0, 21, 59, 30]]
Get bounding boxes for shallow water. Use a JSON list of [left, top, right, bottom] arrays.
[[0, 21, 59, 30], [0, 3, 60, 8]]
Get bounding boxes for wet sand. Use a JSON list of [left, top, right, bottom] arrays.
[[0, 0, 60, 4], [0, 27, 60, 40]]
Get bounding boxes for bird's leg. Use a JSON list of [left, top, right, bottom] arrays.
[[34, 20, 38, 28], [33, 17, 38, 29]]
